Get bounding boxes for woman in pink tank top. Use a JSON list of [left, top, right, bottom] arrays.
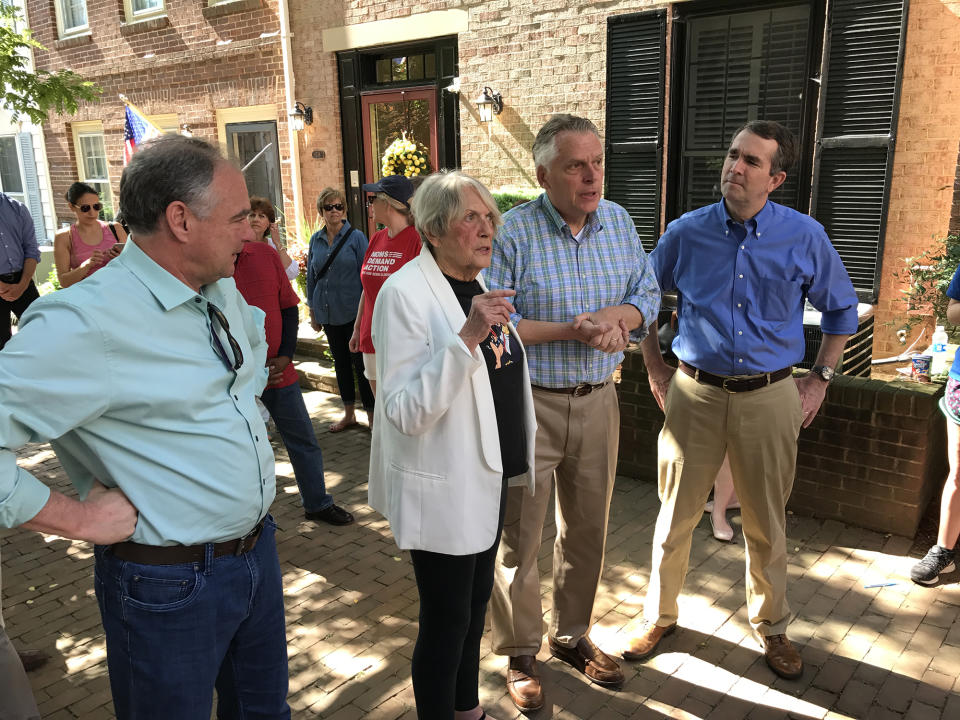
[[54, 182, 128, 288]]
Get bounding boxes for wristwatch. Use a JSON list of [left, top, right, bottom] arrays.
[[810, 364, 836, 382]]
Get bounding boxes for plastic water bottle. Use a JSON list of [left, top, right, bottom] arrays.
[[931, 325, 949, 375]]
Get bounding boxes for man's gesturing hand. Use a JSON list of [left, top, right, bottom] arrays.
[[459, 290, 516, 350]]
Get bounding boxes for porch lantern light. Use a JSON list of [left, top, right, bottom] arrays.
[[289, 102, 313, 131], [474, 87, 503, 123]]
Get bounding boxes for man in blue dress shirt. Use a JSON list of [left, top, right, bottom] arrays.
[[626, 121, 858, 680], [0, 135, 291, 719], [0, 192, 40, 350]]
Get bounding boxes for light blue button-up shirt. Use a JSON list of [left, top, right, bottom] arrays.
[[651, 200, 859, 376], [0, 240, 275, 545], [486, 194, 660, 387]]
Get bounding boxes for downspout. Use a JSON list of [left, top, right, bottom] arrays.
[[277, 0, 304, 242]]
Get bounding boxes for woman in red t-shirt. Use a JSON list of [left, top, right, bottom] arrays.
[[349, 175, 421, 395]]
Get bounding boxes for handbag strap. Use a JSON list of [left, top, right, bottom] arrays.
[[108, 223, 120, 242], [315, 228, 353, 280]]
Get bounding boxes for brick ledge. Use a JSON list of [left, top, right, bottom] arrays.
[[202, 0, 263, 20], [120, 16, 171, 36], [54, 33, 92, 50]]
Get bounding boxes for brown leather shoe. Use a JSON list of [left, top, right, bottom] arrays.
[[761, 634, 803, 679], [17, 649, 49, 673], [507, 655, 544, 711], [548, 636, 624, 687], [622, 621, 676, 661]]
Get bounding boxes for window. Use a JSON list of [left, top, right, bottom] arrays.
[[605, 0, 907, 298], [123, 0, 165, 23], [54, 0, 88, 38], [71, 123, 114, 220], [0, 136, 25, 206], [371, 52, 437, 85], [147, 113, 180, 134]]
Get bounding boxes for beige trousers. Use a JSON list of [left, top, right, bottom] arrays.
[[645, 370, 804, 637], [490, 381, 619, 655]]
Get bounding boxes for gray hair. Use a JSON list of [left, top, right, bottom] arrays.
[[411, 170, 501, 241], [532, 114, 601, 171], [119, 134, 225, 235]]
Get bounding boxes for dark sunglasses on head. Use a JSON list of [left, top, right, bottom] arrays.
[[322, 203, 344, 212], [79, 203, 102, 213]]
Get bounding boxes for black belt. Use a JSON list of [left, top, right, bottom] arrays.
[[532, 380, 609, 397], [0, 270, 22, 284], [679, 362, 792, 393], [110, 520, 265, 565]]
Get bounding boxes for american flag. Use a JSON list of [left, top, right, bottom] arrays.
[[123, 103, 161, 166]]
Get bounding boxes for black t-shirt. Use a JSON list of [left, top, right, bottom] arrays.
[[444, 274, 528, 478]]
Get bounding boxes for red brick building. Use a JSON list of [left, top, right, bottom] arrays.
[[25, 0, 299, 231], [28, 0, 960, 362]]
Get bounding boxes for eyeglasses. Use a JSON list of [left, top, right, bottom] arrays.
[[322, 203, 344, 212], [365, 196, 379, 207], [78, 203, 102, 213], [207, 302, 244, 371]]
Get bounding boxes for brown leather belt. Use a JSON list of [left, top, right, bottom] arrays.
[[532, 380, 609, 397], [0, 270, 22, 284], [110, 520, 265, 565], [679, 362, 792, 394]]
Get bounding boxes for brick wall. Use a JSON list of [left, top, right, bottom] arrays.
[[873, 0, 960, 357], [25, 0, 291, 227], [617, 349, 948, 538], [287, 0, 663, 212], [950, 141, 960, 236]]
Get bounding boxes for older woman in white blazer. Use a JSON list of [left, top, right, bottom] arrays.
[[369, 171, 536, 720]]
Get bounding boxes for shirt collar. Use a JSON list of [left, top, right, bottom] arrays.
[[333, 219, 352, 242], [117, 238, 208, 312], [718, 198, 772, 234], [538, 193, 603, 238]]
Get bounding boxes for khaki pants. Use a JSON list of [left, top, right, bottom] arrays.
[[0, 546, 42, 720], [491, 381, 619, 655], [645, 370, 804, 637]]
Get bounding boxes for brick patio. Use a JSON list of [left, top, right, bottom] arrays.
[[3, 388, 959, 719]]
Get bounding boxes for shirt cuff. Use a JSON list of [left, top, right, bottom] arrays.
[[0, 467, 51, 528], [820, 308, 859, 336]]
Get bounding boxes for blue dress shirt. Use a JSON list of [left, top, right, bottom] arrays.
[[306, 220, 368, 326], [0, 193, 39, 275], [652, 200, 859, 376], [0, 240, 275, 545], [486, 194, 660, 387]]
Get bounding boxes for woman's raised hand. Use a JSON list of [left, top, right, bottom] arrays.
[[459, 289, 516, 350]]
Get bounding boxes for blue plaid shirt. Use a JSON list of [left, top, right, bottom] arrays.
[[486, 194, 660, 387]]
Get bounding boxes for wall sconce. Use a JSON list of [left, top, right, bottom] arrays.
[[474, 87, 503, 123], [289, 102, 313, 131]]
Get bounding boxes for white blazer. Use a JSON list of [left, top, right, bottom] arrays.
[[368, 247, 537, 555]]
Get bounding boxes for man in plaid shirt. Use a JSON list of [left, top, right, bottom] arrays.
[[487, 114, 659, 709]]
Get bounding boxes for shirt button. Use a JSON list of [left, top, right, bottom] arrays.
[[739, 358, 744, 363], [737, 303, 742, 308], [195, 297, 202, 303], [738, 331, 743, 335], [234, 395, 239, 400], [738, 274, 744, 279], [740, 245, 745, 250], [255, 435, 260, 442]]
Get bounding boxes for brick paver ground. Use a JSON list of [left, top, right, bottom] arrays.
[[3, 388, 960, 719]]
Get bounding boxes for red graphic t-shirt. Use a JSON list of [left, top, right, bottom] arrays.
[[356, 224, 422, 354]]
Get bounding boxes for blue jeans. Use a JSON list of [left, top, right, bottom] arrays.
[[94, 518, 290, 720], [260, 382, 333, 512]]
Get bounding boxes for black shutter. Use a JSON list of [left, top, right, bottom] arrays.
[[436, 40, 460, 171], [337, 51, 366, 230], [605, 9, 666, 252], [811, 0, 909, 299]]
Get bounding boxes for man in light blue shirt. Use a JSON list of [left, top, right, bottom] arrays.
[[487, 114, 660, 709], [0, 192, 40, 350], [629, 121, 858, 681], [0, 135, 290, 719]]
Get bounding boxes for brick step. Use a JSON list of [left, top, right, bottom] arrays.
[[294, 325, 338, 395]]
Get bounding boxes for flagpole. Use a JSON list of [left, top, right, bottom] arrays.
[[118, 93, 164, 135]]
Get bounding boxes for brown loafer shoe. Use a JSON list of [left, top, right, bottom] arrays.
[[507, 655, 544, 711], [761, 634, 803, 679], [548, 636, 624, 687], [622, 621, 676, 661], [17, 649, 50, 673]]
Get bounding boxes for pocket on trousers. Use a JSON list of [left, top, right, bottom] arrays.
[[121, 563, 204, 612]]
